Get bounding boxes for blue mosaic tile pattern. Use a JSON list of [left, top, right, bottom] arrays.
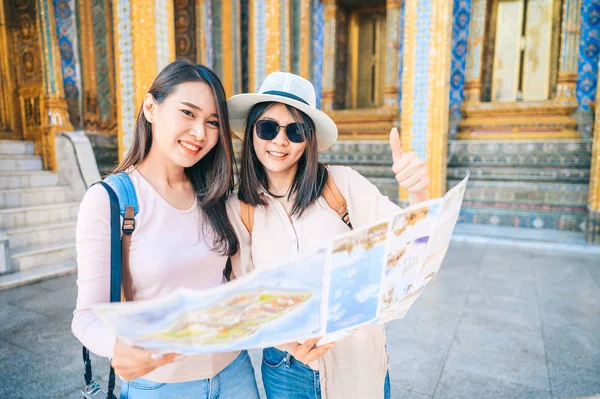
[[577, 0, 600, 111], [411, 1, 432, 161], [449, 0, 471, 117], [312, 0, 324, 108], [93, 0, 114, 126], [397, 0, 405, 112], [241, 0, 249, 91], [458, 208, 588, 232], [211, 1, 222, 76], [115, 0, 135, 150], [254, 0, 266, 90], [54, 0, 80, 104], [155, 0, 170, 72], [205, 0, 214, 69]]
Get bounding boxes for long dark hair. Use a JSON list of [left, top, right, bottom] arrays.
[[113, 58, 238, 256], [238, 102, 328, 216]]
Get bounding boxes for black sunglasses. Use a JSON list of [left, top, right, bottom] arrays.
[[254, 119, 310, 143]]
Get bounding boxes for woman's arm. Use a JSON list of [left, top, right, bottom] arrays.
[[71, 184, 117, 358]]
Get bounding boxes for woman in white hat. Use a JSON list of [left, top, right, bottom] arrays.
[[225, 72, 431, 399]]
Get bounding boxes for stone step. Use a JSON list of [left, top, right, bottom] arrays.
[[448, 139, 592, 167], [0, 171, 60, 190], [0, 186, 70, 209], [344, 165, 395, 179], [365, 177, 399, 202], [320, 140, 392, 165], [10, 241, 76, 272], [448, 180, 589, 207], [0, 202, 79, 230], [0, 140, 35, 156], [0, 155, 43, 172], [449, 139, 592, 155], [447, 166, 590, 183], [6, 221, 76, 249], [0, 261, 76, 290], [458, 206, 587, 233], [448, 152, 591, 167]]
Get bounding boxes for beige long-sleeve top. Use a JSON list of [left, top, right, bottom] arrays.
[[226, 165, 401, 399], [72, 169, 239, 383]]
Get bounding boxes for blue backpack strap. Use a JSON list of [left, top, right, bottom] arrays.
[[103, 171, 139, 218], [94, 181, 123, 303], [82, 180, 122, 399]]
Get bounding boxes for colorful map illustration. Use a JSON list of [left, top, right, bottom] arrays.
[[139, 289, 312, 345]]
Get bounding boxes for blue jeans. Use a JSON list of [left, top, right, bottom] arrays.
[[120, 350, 260, 399], [261, 347, 391, 399]]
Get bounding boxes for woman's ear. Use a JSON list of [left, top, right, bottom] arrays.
[[142, 93, 156, 123]]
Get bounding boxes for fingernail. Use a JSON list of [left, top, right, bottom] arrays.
[[151, 353, 163, 360], [173, 355, 185, 362]]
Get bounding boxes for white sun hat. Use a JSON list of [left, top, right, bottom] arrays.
[[227, 72, 338, 151]]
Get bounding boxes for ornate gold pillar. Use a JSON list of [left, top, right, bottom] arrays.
[[0, 1, 21, 138], [37, 0, 74, 170], [247, 0, 290, 91], [463, 0, 487, 103], [113, 0, 176, 159], [78, 0, 100, 130], [321, 0, 337, 111], [556, 0, 582, 99], [383, 0, 401, 111], [400, 0, 453, 200], [299, 0, 311, 79]]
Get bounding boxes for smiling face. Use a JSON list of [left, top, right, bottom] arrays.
[[252, 103, 308, 180], [143, 81, 221, 169]]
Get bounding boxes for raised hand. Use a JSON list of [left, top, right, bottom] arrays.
[[389, 127, 430, 203]]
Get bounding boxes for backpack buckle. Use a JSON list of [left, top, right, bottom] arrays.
[[122, 217, 135, 235], [342, 212, 353, 229]]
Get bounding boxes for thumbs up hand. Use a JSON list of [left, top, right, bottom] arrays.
[[390, 127, 430, 203]]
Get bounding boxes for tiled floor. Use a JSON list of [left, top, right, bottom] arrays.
[[0, 241, 598, 398]]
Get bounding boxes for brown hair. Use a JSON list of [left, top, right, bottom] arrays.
[[113, 58, 238, 256], [238, 102, 328, 216]]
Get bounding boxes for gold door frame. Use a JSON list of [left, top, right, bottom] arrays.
[[0, 0, 22, 139]]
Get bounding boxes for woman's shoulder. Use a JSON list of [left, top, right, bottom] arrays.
[[80, 170, 140, 214], [77, 182, 113, 223], [225, 192, 242, 215]]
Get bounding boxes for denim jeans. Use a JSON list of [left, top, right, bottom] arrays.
[[261, 347, 391, 399], [120, 350, 260, 399]]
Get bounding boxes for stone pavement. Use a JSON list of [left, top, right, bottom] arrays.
[[0, 241, 599, 399]]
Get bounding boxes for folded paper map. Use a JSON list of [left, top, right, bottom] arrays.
[[93, 174, 469, 354]]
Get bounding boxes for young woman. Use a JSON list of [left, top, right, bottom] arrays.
[[72, 59, 260, 398], [225, 72, 430, 399]]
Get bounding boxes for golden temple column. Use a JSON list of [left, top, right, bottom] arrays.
[[321, 0, 337, 112], [399, 0, 453, 201], [556, 0, 582, 99], [248, 0, 291, 92], [587, 69, 600, 244], [78, 0, 100, 130], [298, 0, 312, 79], [463, 0, 487, 103], [383, 0, 401, 111], [37, 0, 74, 170], [113, 0, 176, 159]]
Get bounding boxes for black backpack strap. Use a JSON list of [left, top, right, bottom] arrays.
[[100, 181, 121, 399], [81, 181, 121, 398]]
